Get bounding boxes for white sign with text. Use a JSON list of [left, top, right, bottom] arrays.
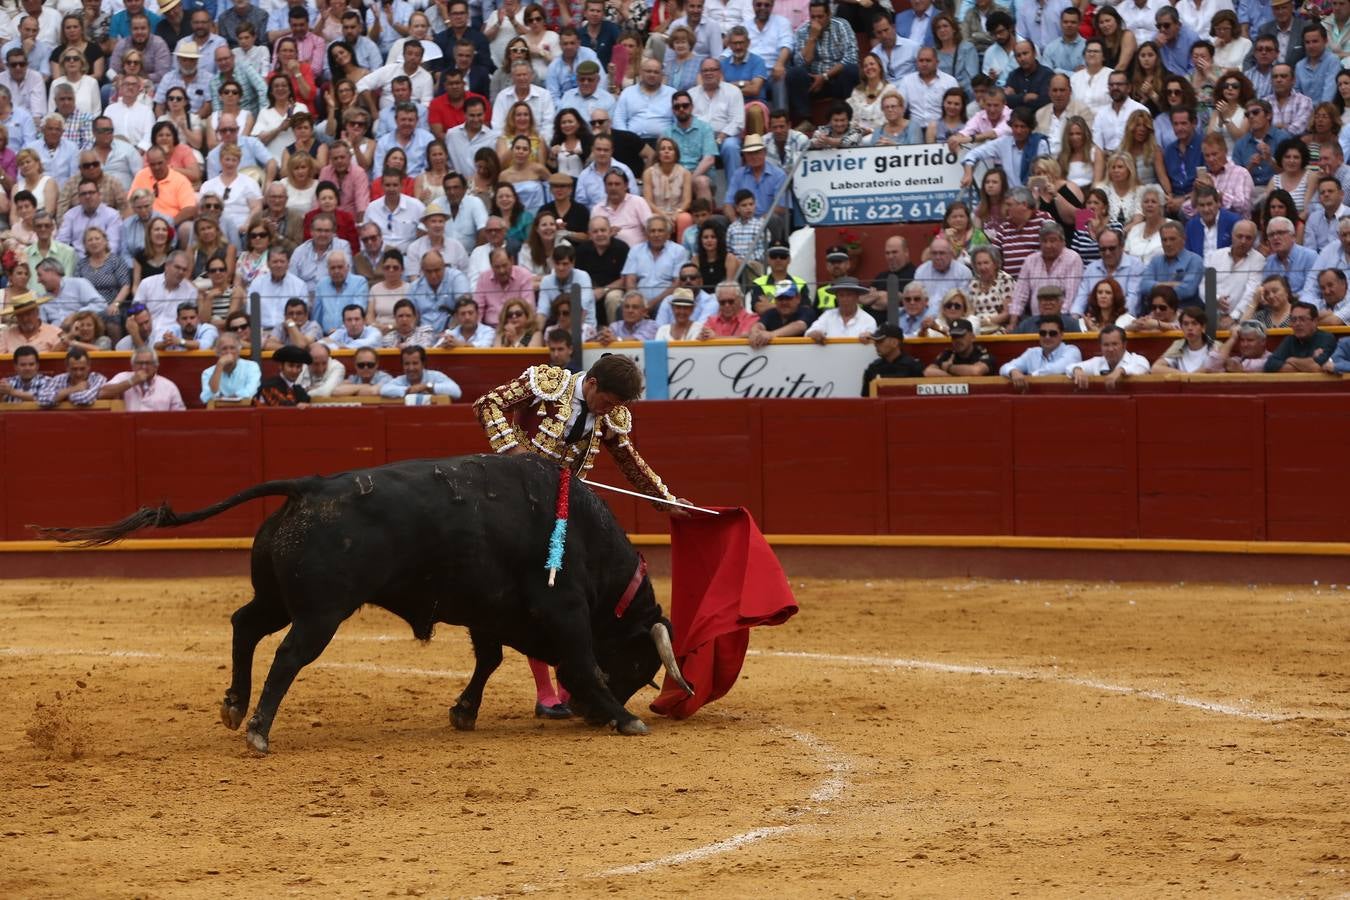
[[582, 342, 877, 400]]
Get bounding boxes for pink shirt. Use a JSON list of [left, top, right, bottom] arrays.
[[318, 164, 371, 220], [958, 106, 1013, 140], [474, 264, 536, 326], [1010, 247, 1085, 318], [0, 322, 63, 354], [109, 372, 186, 411], [594, 194, 655, 249], [704, 310, 760, 337]]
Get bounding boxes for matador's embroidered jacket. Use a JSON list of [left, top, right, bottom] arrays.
[[472, 364, 677, 505]]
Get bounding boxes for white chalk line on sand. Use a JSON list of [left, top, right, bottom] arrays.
[[585, 725, 854, 880], [748, 649, 1295, 723], [0, 646, 470, 680]]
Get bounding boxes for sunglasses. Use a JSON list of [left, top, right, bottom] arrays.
[[355, 360, 377, 369], [79, 160, 99, 168], [233, 323, 250, 331], [248, 231, 268, 239], [673, 102, 691, 109], [590, 119, 607, 126], [526, 15, 543, 22], [1038, 330, 1061, 337], [506, 309, 526, 317], [943, 302, 963, 310], [208, 265, 227, 273]]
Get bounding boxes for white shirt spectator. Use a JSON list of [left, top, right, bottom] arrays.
[[896, 70, 960, 126], [1206, 245, 1265, 316], [691, 81, 745, 139], [108, 96, 156, 151], [1069, 350, 1151, 376], [356, 63, 434, 112], [806, 307, 876, 339], [362, 193, 426, 252], [490, 84, 555, 143], [1092, 96, 1148, 154]]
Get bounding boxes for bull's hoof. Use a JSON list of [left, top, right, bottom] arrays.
[[245, 729, 269, 754], [616, 718, 650, 736], [449, 705, 477, 731], [220, 701, 246, 731]]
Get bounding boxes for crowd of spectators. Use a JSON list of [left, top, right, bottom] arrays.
[[0, 0, 1349, 410]]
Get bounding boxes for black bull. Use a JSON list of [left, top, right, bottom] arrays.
[[35, 454, 692, 754]]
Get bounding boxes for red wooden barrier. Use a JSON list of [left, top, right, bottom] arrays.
[[4, 396, 1349, 544]]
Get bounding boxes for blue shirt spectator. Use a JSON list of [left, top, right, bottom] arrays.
[[1140, 243, 1205, 303], [621, 239, 689, 303], [199, 355, 260, 403], [379, 368, 463, 399], [538, 267, 596, 326], [374, 126, 436, 177], [613, 81, 676, 139], [720, 51, 770, 102], [723, 158, 787, 216], [1071, 253, 1147, 315], [313, 272, 370, 333], [1041, 35, 1085, 76], [558, 85, 616, 120], [1156, 18, 1200, 74], [1162, 128, 1205, 198], [664, 117, 718, 170], [545, 45, 603, 101], [409, 269, 470, 333], [575, 159, 637, 208], [1295, 49, 1339, 103], [1234, 122, 1290, 187], [997, 341, 1083, 376], [1263, 240, 1320, 297], [23, 136, 78, 183]]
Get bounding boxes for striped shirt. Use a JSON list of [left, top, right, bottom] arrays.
[[792, 17, 858, 75], [990, 211, 1052, 281], [36, 371, 107, 408]]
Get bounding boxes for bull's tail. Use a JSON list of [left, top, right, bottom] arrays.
[[31, 479, 303, 547]]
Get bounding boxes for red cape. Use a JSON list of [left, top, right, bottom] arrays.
[[650, 507, 797, 719]]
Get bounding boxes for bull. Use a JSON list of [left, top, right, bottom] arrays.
[[36, 454, 692, 754]]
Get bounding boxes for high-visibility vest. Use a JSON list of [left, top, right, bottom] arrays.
[[752, 273, 815, 306]]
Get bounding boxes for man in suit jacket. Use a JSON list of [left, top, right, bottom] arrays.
[[1248, 0, 1308, 67], [1184, 187, 1239, 256], [894, 0, 938, 48]]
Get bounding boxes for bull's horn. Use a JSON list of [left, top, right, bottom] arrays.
[[651, 623, 693, 696]]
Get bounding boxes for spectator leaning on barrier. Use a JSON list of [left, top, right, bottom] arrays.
[[298, 341, 345, 398], [101, 346, 185, 411], [860, 323, 922, 396], [1265, 300, 1339, 371], [36, 345, 107, 408], [200, 330, 260, 404], [922, 318, 994, 377], [1206, 320, 1273, 372], [748, 280, 815, 348], [335, 346, 392, 396], [0, 343, 46, 401], [1069, 325, 1151, 391], [598, 289, 660, 342], [999, 314, 1084, 390], [699, 281, 759, 339]]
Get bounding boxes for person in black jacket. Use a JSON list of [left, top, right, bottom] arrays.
[[862, 323, 923, 395]]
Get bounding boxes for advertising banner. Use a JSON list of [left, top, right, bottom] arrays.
[[582, 341, 877, 400], [792, 143, 964, 226]]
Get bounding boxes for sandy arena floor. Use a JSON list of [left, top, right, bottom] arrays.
[[1, 574, 1349, 898]]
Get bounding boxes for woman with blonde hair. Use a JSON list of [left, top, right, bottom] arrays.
[[1102, 109, 1170, 193], [498, 134, 550, 212], [233, 217, 274, 302], [848, 54, 900, 136], [282, 153, 319, 217], [924, 288, 980, 337], [8, 148, 55, 216], [1101, 151, 1144, 228], [495, 101, 548, 166], [495, 296, 544, 347], [1056, 116, 1099, 189], [49, 49, 99, 114]]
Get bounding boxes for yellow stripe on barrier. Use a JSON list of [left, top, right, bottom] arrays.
[[2, 535, 1349, 556]]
